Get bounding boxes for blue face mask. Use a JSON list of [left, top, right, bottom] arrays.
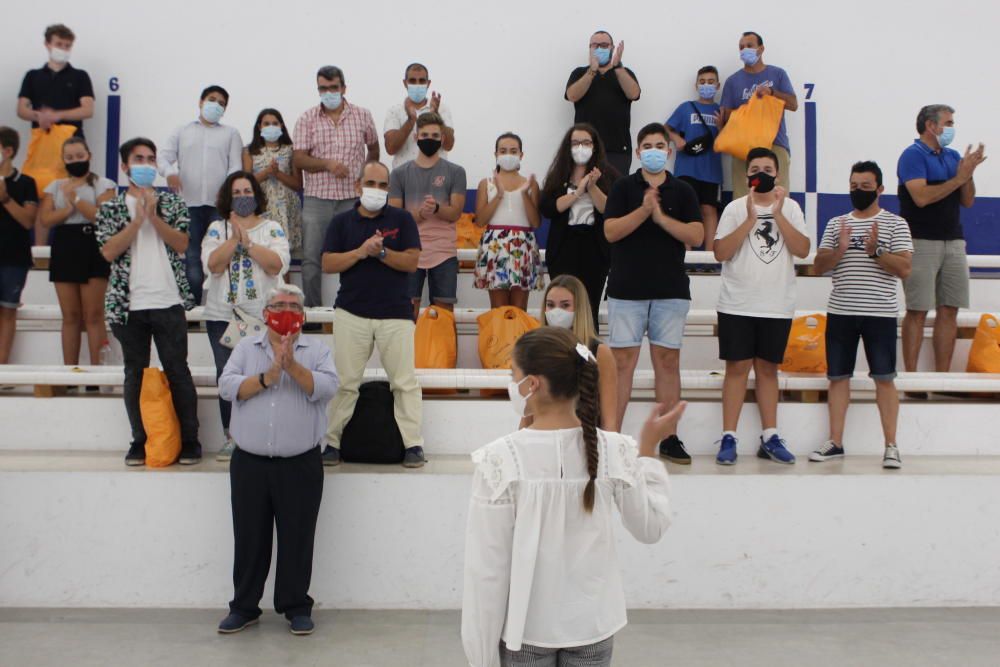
[[260, 125, 283, 143], [698, 84, 718, 100], [407, 84, 428, 103], [129, 164, 157, 188], [740, 47, 759, 66], [640, 148, 668, 174], [320, 92, 342, 110], [938, 126, 955, 147], [593, 47, 611, 66], [201, 101, 225, 124]]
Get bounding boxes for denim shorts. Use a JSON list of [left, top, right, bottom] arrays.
[[825, 313, 898, 381], [0, 264, 30, 309], [409, 257, 459, 305], [607, 298, 690, 349]]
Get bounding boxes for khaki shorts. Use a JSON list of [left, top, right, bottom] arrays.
[[903, 239, 969, 311], [731, 145, 790, 199]]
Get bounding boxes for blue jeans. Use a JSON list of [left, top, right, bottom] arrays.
[[408, 257, 459, 305], [185, 205, 220, 305], [205, 320, 233, 432], [607, 298, 690, 349]]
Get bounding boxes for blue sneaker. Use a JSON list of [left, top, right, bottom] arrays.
[[716, 434, 738, 466], [757, 434, 796, 464], [217, 612, 258, 634], [289, 615, 314, 635]]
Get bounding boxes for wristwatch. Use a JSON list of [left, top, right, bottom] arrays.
[[870, 246, 885, 259], [259, 372, 268, 389], [433, 202, 440, 214], [378, 247, 387, 260]]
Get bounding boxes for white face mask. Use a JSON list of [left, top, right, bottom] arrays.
[[571, 145, 593, 165], [545, 308, 575, 329], [496, 154, 521, 172], [360, 187, 388, 212], [49, 47, 71, 64], [508, 376, 533, 418]]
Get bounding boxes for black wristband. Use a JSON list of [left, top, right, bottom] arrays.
[[259, 372, 268, 389], [433, 202, 440, 214]]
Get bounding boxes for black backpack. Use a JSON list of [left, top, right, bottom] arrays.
[[340, 381, 406, 464]]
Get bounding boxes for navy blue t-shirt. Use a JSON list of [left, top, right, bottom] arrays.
[[323, 203, 421, 319]]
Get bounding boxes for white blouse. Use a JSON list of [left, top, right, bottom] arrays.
[[201, 218, 291, 321], [461, 427, 671, 667]]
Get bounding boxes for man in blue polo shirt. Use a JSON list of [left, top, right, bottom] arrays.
[[897, 104, 986, 382], [320, 161, 426, 468]]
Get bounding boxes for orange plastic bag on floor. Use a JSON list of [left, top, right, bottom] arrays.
[[780, 314, 827, 373], [415, 306, 457, 395], [966, 314, 1000, 373], [21, 125, 77, 194], [714, 95, 785, 161], [478, 306, 539, 370], [140, 368, 181, 467]]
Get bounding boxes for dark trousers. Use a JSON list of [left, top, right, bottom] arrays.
[[606, 151, 632, 180], [185, 205, 219, 304], [110, 305, 200, 447], [205, 320, 233, 432], [229, 446, 324, 620]]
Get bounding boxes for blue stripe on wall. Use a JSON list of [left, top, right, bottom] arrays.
[[805, 101, 818, 193], [105, 95, 121, 181]]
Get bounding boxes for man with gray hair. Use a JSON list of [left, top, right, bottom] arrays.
[[216, 283, 339, 636], [897, 105, 986, 384], [293, 66, 379, 312]]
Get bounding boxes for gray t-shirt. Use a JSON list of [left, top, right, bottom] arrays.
[[388, 158, 467, 269], [45, 176, 117, 225]]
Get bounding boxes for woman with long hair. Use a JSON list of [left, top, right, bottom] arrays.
[[462, 326, 680, 667]]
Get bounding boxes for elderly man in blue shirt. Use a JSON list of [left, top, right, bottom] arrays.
[[216, 283, 338, 637]]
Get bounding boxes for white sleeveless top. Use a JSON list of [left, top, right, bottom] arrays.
[[485, 177, 532, 229]]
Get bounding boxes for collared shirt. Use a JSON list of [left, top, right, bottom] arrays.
[[157, 120, 244, 207], [383, 99, 453, 168], [94, 191, 195, 325], [219, 332, 339, 458], [293, 102, 378, 200], [565, 66, 640, 154], [896, 139, 964, 240], [18, 63, 95, 132]]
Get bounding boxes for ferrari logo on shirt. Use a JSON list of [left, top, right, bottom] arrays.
[[749, 216, 783, 264]]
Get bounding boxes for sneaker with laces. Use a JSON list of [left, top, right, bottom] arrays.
[[402, 446, 426, 468], [216, 437, 237, 462], [124, 443, 145, 466], [716, 434, 738, 466], [178, 442, 202, 465], [809, 440, 845, 462], [757, 434, 796, 464], [658, 435, 691, 464], [883, 444, 902, 469]]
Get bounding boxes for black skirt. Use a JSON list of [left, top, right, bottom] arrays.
[[49, 223, 111, 284]]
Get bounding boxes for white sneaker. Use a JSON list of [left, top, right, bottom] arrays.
[[216, 437, 237, 462], [882, 444, 902, 469]]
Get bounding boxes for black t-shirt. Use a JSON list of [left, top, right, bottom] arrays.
[[0, 170, 40, 266], [18, 64, 95, 132], [565, 66, 639, 154], [604, 170, 701, 301], [323, 204, 421, 320]]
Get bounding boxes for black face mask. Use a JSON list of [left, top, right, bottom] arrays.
[[747, 171, 776, 193], [850, 188, 878, 211], [417, 138, 442, 157], [65, 160, 90, 178]]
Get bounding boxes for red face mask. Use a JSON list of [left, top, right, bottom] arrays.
[[265, 309, 305, 336]]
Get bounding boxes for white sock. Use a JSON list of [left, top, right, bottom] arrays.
[[723, 430, 738, 441], [762, 428, 779, 441]]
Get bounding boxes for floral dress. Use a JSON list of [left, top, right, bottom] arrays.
[[250, 144, 302, 251], [473, 178, 544, 291]]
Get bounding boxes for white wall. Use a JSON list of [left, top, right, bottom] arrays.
[[2, 0, 996, 197]]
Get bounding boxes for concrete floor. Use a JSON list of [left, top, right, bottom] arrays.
[[1, 608, 999, 666]]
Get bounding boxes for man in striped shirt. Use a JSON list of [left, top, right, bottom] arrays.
[[811, 161, 913, 468]]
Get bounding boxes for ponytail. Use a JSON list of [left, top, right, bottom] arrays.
[[577, 356, 600, 512]]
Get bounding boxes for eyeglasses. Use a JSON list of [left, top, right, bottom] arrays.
[[589, 42, 611, 49], [266, 302, 304, 313], [570, 140, 594, 148]]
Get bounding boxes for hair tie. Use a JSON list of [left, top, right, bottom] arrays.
[[575, 342, 596, 364]]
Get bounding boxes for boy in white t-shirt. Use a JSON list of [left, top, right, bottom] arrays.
[[712, 147, 810, 465]]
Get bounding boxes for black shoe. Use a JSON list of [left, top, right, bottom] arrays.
[[402, 446, 426, 468], [322, 445, 341, 467], [302, 322, 323, 333], [178, 442, 202, 465], [658, 435, 691, 465], [218, 612, 258, 634], [125, 443, 145, 467], [289, 615, 314, 635]]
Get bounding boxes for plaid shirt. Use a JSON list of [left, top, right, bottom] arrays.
[[293, 101, 377, 200]]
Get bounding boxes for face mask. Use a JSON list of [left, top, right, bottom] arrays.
[[850, 189, 878, 211], [593, 47, 611, 66], [265, 309, 305, 336], [640, 148, 668, 174], [740, 47, 759, 66], [232, 195, 257, 218], [407, 84, 428, 103], [497, 155, 521, 171], [201, 101, 225, 124], [938, 126, 955, 147], [545, 308, 575, 329], [321, 92, 342, 110], [129, 165, 157, 188], [50, 47, 71, 64], [747, 171, 776, 193], [571, 145, 593, 165], [698, 84, 718, 99], [508, 376, 533, 418], [360, 187, 388, 211], [65, 160, 90, 178], [260, 125, 283, 143], [417, 138, 442, 157]]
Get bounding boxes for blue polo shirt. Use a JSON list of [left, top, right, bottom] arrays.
[[896, 139, 963, 240], [323, 203, 421, 319]]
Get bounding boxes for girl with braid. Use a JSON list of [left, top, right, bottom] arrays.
[[462, 327, 682, 667]]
